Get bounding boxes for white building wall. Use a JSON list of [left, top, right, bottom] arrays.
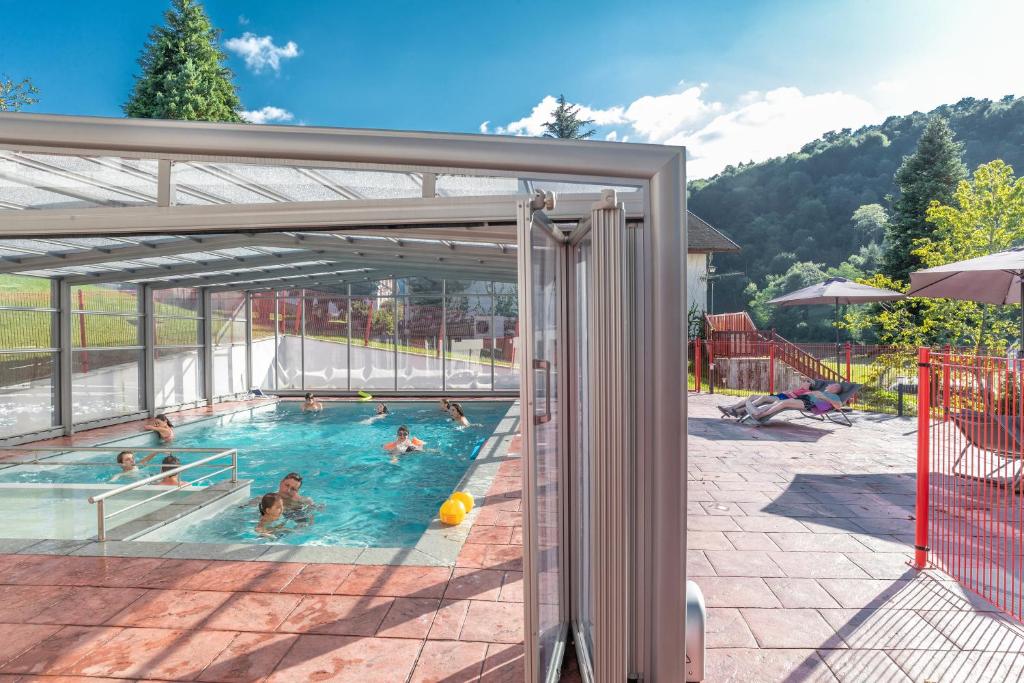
[[687, 253, 708, 314]]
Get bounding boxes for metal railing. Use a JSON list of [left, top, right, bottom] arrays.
[[0, 446, 238, 541]]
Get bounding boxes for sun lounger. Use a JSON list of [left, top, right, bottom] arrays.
[[949, 409, 1024, 491], [739, 381, 861, 427]]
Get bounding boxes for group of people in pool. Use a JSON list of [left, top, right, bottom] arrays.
[[108, 414, 180, 484], [380, 398, 472, 464], [255, 471, 316, 537]]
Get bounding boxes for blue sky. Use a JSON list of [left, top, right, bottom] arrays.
[[2, 0, 1020, 177]]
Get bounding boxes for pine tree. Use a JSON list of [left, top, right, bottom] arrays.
[[543, 95, 596, 139], [881, 116, 966, 281], [0, 76, 38, 112], [124, 0, 243, 122]]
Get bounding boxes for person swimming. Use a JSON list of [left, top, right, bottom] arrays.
[[109, 450, 160, 482], [384, 425, 424, 463], [143, 414, 174, 442], [159, 454, 188, 487], [256, 492, 287, 537], [448, 402, 470, 427], [302, 393, 323, 413], [439, 398, 450, 412]]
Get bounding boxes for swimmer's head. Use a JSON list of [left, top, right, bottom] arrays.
[[439, 398, 450, 410], [304, 393, 314, 401], [376, 402, 388, 415], [397, 425, 410, 440], [448, 403, 465, 419], [116, 450, 135, 470], [155, 414, 173, 428], [278, 472, 303, 499], [161, 454, 180, 473], [258, 492, 284, 519]]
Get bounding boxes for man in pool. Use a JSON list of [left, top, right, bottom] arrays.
[[301, 393, 323, 413], [110, 450, 160, 482], [277, 472, 314, 509]]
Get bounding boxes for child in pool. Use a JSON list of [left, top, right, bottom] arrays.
[[159, 454, 189, 487], [109, 450, 160, 482], [143, 414, 174, 442], [256, 492, 287, 537], [302, 393, 323, 413], [385, 425, 424, 463]]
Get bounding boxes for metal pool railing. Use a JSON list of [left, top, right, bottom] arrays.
[[0, 446, 238, 541]]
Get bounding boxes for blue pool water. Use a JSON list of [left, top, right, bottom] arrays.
[[1, 401, 511, 547]]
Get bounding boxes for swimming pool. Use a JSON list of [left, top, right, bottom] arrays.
[[3, 401, 511, 548]]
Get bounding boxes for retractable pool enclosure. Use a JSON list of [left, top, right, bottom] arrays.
[[0, 113, 687, 682]]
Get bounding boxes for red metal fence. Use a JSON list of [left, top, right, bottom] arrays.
[[914, 348, 1024, 623]]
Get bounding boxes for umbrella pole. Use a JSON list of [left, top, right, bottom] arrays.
[[835, 299, 841, 376]]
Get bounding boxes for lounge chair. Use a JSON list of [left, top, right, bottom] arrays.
[[739, 381, 861, 427], [949, 409, 1024, 491]]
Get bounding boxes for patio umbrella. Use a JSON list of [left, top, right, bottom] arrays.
[[908, 246, 1024, 347], [768, 277, 905, 347]]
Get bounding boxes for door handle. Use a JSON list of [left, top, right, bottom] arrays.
[[533, 358, 552, 424]]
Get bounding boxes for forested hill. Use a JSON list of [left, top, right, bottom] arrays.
[[688, 96, 1024, 314]]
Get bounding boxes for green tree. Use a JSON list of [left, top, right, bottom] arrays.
[[882, 116, 966, 281], [543, 95, 595, 139], [0, 76, 38, 112], [124, 0, 243, 122], [851, 203, 888, 244], [846, 160, 1024, 350]]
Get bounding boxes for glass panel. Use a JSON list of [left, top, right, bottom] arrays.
[[72, 349, 142, 423], [574, 237, 595, 658], [303, 294, 349, 389], [210, 291, 247, 317], [156, 317, 201, 346], [71, 285, 139, 313], [214, 344, 248, 397], [154, 348, 202, 407], [493, 283, 520, 390], [0, 310, 54, 350], [153, 287, 200, 314], [394, 277, 444, 295], [0, 274, 52, 307], [72, 313, 142, 348], [212, 318, 246, 345], [397, 296, 442, 390], [445, 294, 493, 390], [275, 296, 302, 390], [435, 174, 519, 197], [0, 351, 58, 438], [531, 221, 563, 677], [349, 297, 396, 390]]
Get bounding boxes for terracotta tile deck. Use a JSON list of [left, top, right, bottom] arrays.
[[0, 403, 525, 682], [689, 391, 1024, 682]]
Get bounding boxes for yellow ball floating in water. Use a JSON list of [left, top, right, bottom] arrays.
[[450, 491, 475, 513], [439, 499, 467, 525]]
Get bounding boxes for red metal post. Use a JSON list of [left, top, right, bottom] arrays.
[[707, 335, 716, 394], [695, 339, 702, 393], [768, 340, 775, 394], [77, 289, 89, 373], [845, 342, 852, 382], [913, 346, 931, 569], [942, 343, 951, 420]]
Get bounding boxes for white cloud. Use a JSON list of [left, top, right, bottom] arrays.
[[224, 32, 299, 74], [239, 106, 294, 124], [486, 85, 879, 178], [238, 15, 250, 26], [479, 121, 490, 134]]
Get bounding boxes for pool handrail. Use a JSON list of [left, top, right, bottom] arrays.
[[74, 447, 239, 541]]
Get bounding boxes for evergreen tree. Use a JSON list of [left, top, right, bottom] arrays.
[[881, 116, 966, 281], [0, 76, 38, 112], [124, 0, 243, 122], [543, 95, 596, 139]]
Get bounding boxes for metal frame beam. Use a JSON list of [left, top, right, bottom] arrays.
[[202, 288, 214, 404], [63, 250, 332, 285]]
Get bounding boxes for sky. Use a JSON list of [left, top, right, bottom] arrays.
[[2, 0, 1021, 178]]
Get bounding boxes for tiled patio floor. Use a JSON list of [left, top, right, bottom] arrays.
[[689, 391, 1024, 682], [0, 402, 525, 682]]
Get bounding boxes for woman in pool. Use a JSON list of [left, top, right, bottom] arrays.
[[256, 492, 287, 537], [439, 398, 450, 412], [143, 414, 174, 442], [159, 454, 188, 487], [384, 425, 424, 463], [110, 450, 160, 482], [302, 393, 323, 413], [448, 402, 470, 427]]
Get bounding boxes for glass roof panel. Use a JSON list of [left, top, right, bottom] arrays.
[[0, 153, 157, 209], [315, 169, 421, 200], [172, 163, 277, 205], [435, 174, 519, 197]]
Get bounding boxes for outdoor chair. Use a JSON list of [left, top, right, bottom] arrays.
[[739, 380, 861, 427], [948, 409, 1024, 491]]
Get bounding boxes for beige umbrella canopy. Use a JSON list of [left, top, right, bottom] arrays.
[[768, 277, 905, 346], [908, 247, 1024, 345]]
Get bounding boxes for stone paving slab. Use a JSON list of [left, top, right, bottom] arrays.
[[689, 391, 1024, 682]]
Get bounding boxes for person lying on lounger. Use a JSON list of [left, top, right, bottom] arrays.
[[718, 380, 813, 418], [746, 384, 844, 422]]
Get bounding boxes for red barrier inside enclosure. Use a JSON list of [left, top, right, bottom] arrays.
[[915, 349, 1024, 623]]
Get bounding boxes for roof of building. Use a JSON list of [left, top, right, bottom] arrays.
[[688, 211, 741, 253]]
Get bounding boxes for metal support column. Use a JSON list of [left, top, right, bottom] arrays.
[[346, 285, 352, 392], [393, 295, 399, 391], [202, 288, 214, 405], [143, 284, 156, 417], [441, 279, 447, 392], [245, 291, 253, 393], [300, 289, 306, 391], [58, 279, 73, 435], [273, 289, 280, 390], [490, 281, 496, 390]]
